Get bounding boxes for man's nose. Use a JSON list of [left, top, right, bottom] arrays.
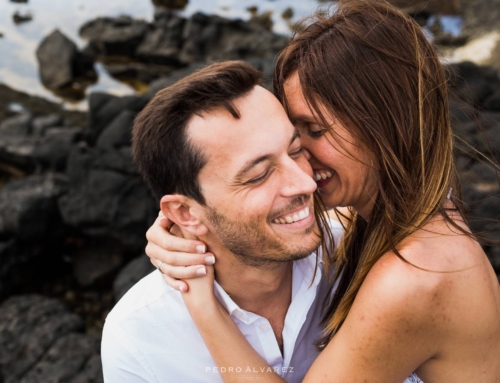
[[280, 157, 317, 198]]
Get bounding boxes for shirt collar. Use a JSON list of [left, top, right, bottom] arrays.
[[213, 251, 323, 325]]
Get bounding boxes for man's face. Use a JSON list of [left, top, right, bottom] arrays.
[[187, 86, 320, 267]]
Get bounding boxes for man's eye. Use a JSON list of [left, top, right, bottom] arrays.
[[246, 170, 270, 185]]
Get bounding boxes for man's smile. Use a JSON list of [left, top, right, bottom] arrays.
[[272, 205, 311, 225]]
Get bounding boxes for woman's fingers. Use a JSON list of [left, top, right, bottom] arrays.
[[145, 220, 208, 256], [151, 257, 208, 293], [148, 245, 211, 277], [159, 218, 170, 228], [159, 272, 189, 293], [161, 262, 208, 279], [145, 241, 215, 266]]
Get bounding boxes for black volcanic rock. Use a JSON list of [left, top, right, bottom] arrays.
[[144, 57, 275, 99], [0, 295, 83, 383], [0, 173, 67, 240], [136, 12, 185, 66], [87, 93, 148, 145], [58, 146, 156, 251], [72, 238, 124, 288], [79, 16, 150, 57], [32, 114, 65, 137], [0, 114, 36, 173], [460, 0, 500, 37], [36, 30, 97, 90], [447, 62, 500, 110], [152, 0, 188, 9], [32, 127, 83, 171], [178, 13, 288, 64], [19, 332, 102, 383], [96, 109, 136, 149], [0, 113, 82, 174], [79, 12, 288, 83], [0, 83, 87, 127], [0, 113, 32, 136]]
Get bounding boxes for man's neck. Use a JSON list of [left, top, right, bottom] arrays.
[[214, 252, 293, 354], [215, 256, 293, 318], [199, 233, 294, 319]]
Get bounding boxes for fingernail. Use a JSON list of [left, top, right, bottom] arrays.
[[196, 267, 207, 276], [204, 255, 215, 264], [195, 245, 206, 253], [179, 286, 186, 293]]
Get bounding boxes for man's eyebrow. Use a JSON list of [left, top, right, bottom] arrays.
[[234, 154, 273, 181]]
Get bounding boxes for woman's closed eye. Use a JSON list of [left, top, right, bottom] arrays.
[[306, 124, 327, 138], [289, 146, 303, 157], [296, 121, 327, 138]]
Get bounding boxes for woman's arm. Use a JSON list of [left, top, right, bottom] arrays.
[[181, 266, 287, 383], [182, 250, 439, 383], [144, 212, 436, 382], [144, 209, 348, 291]]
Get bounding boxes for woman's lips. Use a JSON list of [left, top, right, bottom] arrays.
[[317, 178, 331, 188], [313, 170, 333, 188]]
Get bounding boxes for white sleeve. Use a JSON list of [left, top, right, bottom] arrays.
[[101, 323, 158, 383]]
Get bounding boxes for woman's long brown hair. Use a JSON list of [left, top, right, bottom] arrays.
[[273, 0, 470, 348]]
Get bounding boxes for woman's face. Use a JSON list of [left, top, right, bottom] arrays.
[[283, 73, 378, 219]]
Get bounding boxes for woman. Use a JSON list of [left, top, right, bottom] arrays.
[[143, 1, 500, 382]]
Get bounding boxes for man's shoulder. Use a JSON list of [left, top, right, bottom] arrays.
[[105, 270, 184, 330], [101, 271, 208, 382]]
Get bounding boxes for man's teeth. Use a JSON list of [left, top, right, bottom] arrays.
[[313, 171, 332, 181], [273, 206, 310, 225]]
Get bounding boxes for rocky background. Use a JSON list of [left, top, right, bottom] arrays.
[[0, 0, 499, 382]]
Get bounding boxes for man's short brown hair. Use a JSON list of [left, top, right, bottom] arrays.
[[132, 60, 262, 203]]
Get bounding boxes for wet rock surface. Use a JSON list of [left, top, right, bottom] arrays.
[[36, 30, 97, 90], [0, 295, 94, 383], [78, 11, 288, 84], [0, 173, 67, 239], [460, 0, 500, 37]]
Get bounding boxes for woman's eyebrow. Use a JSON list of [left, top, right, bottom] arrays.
[[290, 114, 315, 124]]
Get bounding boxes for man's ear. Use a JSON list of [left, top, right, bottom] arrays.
[[160, 195, 208, 237]]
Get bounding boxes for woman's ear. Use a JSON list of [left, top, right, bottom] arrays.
[[160, 195, 208, 237]]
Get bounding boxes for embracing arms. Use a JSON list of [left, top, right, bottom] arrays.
[[145, 214, 444, 383]]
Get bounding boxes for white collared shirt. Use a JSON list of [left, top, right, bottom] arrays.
[[102, 221, 343, 383]]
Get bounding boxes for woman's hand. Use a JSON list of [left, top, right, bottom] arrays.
[[145, 211, 216, 292]]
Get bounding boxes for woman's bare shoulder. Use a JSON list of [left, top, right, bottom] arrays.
[[355, 216, 498, 336]]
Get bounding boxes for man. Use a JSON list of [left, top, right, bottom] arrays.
[[101, 61, 341, 382]]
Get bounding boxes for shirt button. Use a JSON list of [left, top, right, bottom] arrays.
[[233, 311, 243, 319], [259, 323, 269, 332]]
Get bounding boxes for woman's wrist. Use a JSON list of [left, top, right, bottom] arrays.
[[187, 293, 225, 319]]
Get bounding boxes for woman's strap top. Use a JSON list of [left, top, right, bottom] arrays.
[[404, 373, 423, 383]]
